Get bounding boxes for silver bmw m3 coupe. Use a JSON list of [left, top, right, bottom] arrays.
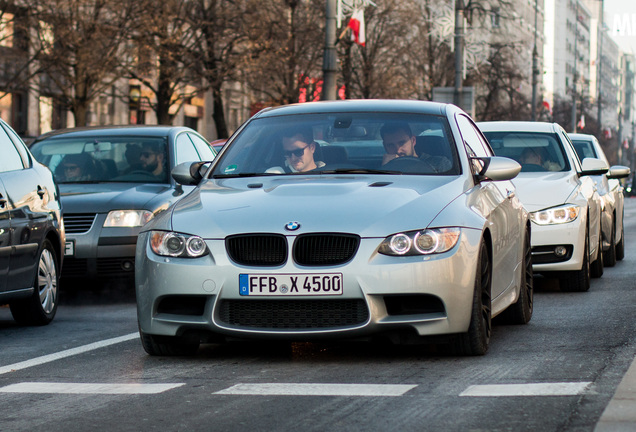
[[136, 100, 532, 356]]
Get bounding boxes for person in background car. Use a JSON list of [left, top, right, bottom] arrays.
[[58, 153, 96, 182], [139, 142, 167, 180]]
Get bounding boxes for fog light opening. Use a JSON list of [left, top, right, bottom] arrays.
[[554, 246, 568, 257], [121, 260, 134, 271]]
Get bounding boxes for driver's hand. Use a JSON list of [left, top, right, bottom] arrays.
[[382, 153, 398, 165]]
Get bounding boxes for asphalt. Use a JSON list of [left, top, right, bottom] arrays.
[[595, 356, 636, 431]]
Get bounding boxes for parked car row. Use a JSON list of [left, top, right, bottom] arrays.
[[2, 100, 629, 359]]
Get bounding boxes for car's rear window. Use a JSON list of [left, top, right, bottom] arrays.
[[30, 136, 169, 183], [483, 131, 570, 173], [211, 112, 460, 177]]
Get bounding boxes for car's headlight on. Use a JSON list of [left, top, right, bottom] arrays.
[[379, 228, 461, 256], [104, 210, 153, 227], [149, 231, 209, 258], [530, 205, 580, 225]]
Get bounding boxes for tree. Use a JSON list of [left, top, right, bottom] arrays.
[[28, 0, 135, 126]]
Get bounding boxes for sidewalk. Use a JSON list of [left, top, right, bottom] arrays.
[[595, 355, 636, 431]]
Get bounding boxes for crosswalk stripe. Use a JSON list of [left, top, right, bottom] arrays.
[[214, 383, 417, 397], [459, 382, 592, 397], [0, 382, 185, 394]]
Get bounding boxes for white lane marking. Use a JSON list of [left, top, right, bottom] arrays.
[[0, 382, 184, 394], [460, 382, 592, 397], [214, 383, 417, 397], [0, 332, 139, 376]]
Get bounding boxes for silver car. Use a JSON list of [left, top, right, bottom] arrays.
[[569, 133, 630, 266], [479, 121, 607, 292], [136, 100, 532, 357]]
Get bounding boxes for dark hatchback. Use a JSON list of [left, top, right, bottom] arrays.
[[29, 125, 216, 282], [0, 118, 64, 325]]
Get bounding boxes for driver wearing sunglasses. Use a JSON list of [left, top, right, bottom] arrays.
[[280, 127, 325, 173]]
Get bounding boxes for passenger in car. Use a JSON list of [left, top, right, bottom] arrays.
[[280, 127, 325, 173], [58, 153, 96, 182]]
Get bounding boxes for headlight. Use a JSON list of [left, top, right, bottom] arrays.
[[104, 210, 153, 227], [379, 228, 461, 256], [149, 231, 209, 258], [529, 205, 580, 225]]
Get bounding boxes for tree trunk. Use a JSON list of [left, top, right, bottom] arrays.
[[211, 83, 228, 138]]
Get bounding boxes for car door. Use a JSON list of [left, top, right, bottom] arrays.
[[456, 114, 520, 300], [0, 122, 49, 291], [0, 177, 9, 293]]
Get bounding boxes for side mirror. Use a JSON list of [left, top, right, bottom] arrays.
[[475, 156, 521, 181], [580, 157, 609, 176], [607, 165, 630, 180], [171, 161, 210, 185]]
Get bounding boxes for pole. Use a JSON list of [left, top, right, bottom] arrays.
[[597, 0, 604, 127], [454, 0, 464, 108], [322, 0, 338, 100], [531, 0, 539, 121], [571, 5, 578, 133]]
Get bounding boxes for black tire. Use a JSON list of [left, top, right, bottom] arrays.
[[616, 222, 625, 261], [139, 327, 200, 356], [10, 239, 59, 325], [500, 228, 533, 324], [590, 226, 604, 278], [560, 230, 591, 292], [603, 218, 617, 267], [450, 240, 491, 356]]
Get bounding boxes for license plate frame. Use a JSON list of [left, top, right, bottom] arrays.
[[239, 273, 343, 296]]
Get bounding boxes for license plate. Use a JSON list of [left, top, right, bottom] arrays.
[[239, 273, 343, 296], [64, 240, 75, 256]]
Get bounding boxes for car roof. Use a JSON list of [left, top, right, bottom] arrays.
[[477, 121, 560, 133], [32, 125, 200, 143], [253, 99, 452, 118], [568, 133, 597, 141]]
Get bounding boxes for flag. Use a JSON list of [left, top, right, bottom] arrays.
[[577, 115, 585, 130], [348, 8, 365, 46], [542, 100, 552, 115], [603, 128, 612, 139]]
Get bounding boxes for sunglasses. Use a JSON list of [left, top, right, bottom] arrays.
[[284, 145, 309, 158]]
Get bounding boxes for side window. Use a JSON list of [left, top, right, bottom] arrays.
[[456, 115, 492, 157], [188, 133, 215, 160], [2, 123, 31, 168], [175, 133, 201, 165], [0, 125, 25, 172], [560, 130, 582, 171]]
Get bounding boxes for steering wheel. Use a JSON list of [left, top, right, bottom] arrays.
[[383, 156, 437, 173]]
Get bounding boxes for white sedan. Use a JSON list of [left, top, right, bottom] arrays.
[[479, 121, 607, 292], [569, 132, 630, 266]]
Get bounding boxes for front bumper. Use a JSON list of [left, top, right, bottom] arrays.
[[136, 229, 484, 342], [530, 218, 586, 272], [63, 213, 139, 279]]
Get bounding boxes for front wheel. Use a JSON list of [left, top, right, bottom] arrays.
[[560, 231, 591, 292], [450, 240, 491, 356], [616, 222, 625, 261], [500, 228, 533, 324], [590, 226, 604, 278], [603, 219, 617, 267], [139, 327, 200, 356], [10, 239, 59, 325]]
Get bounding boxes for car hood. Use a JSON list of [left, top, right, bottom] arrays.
[[511, 172, 579, 212], [59, 182, 173, 213], [169, 175, 467, 238]]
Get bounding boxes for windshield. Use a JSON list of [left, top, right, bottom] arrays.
[[211, 112, 460, 177], [483, 131, 570, 173], [30, 136, 170, 184], [571, 139, 598, 161]]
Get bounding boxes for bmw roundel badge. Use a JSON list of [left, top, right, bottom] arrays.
[[285, 221, 301, 231]]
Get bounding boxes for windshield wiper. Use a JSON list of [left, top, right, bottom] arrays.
[[211, 172, 279, 179], [319, 168, 402, 175]]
